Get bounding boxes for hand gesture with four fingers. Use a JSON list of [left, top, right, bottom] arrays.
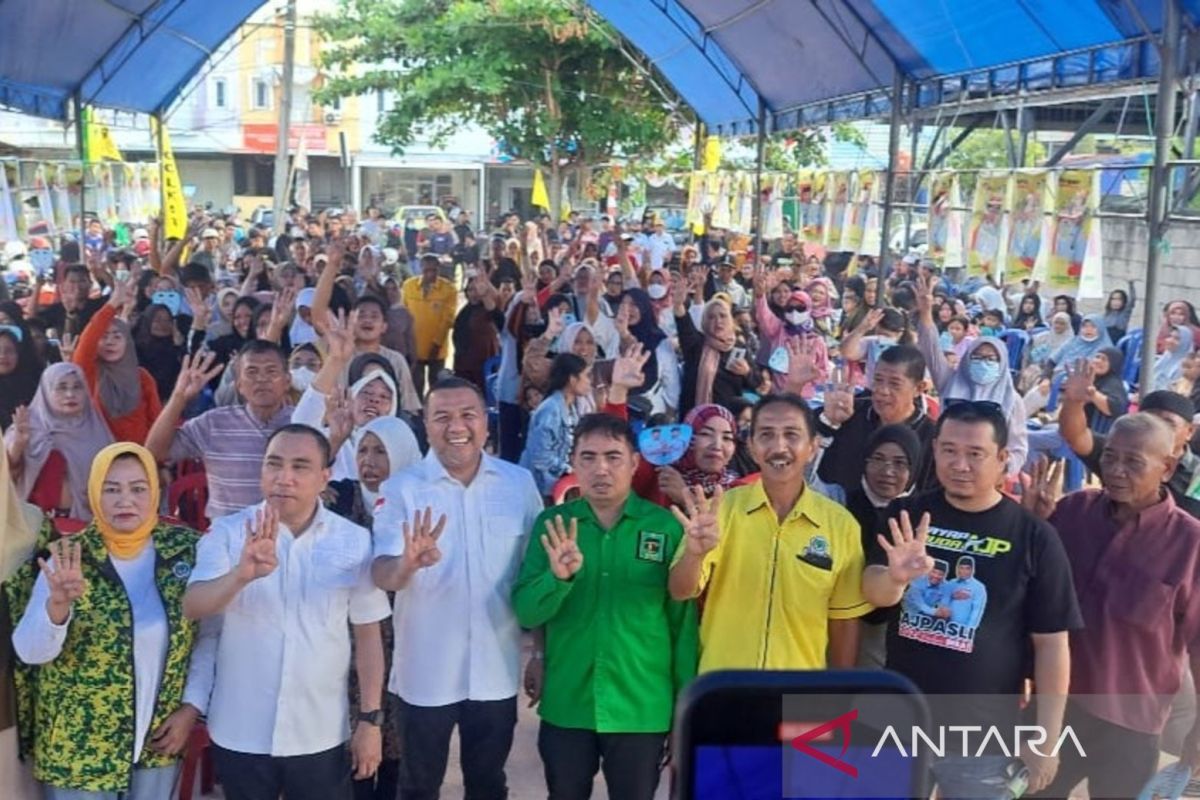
[[39, 539, 87, 618], [185, 286, 211, 330], [323, 309, 358, 364], [1061, 358, 1095, 405], [672, 486, 723, 557], [402, 507, 448, 572], [235, 505, 280, 582], [541, 516, 583, 580], [784, 337, 820, 393], [172, 350, 224, 402], [10, 404, 31, 451], [914, 275, 936, 322], [57, 332, 77, 363], [612, 342, 651, 390], [544, 306, 567, 340], [879, 511, 935, 586], [1021, 457, 1063, 521], [324, 388, 355, 449], [822, 364, 856, 426]]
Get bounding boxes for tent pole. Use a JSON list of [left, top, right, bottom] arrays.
[[73, 92, 86, 237], [752, 99, 766, 265], [1141, 0, 1181, 390], [903, 117, 920, 252], [879, 71, 905, 276]]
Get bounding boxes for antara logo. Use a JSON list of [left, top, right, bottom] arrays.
[[789, 709, 859, 778]]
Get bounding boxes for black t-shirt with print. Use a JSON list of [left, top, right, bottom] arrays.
[[867, 490, 1081, 726]]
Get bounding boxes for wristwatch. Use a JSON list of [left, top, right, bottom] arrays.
[[357, 710, 384, 727]]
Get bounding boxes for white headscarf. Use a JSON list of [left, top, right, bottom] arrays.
[[356, 416, 422, 512], [289, 287, 318, 346]]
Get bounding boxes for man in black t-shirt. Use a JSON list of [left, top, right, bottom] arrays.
[[863, 401, 1081, 797], [35, 263, 106, 338]]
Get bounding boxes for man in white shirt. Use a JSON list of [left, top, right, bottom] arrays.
[[373, 376, 543, 800], [635, 220, 677, 270], [183, 424, 390, 800]]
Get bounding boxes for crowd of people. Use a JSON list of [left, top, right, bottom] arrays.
[[0, 202, 1198, 800]]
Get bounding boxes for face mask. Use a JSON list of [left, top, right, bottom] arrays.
[[1080, 331, 1099, 342], [290, 366, 316, 392], [968, 358, 1002, 385], [152, 290, 182, 317], [647, 283, 668, 300], [785, 310, 811, 329], [980, 326, 1000, 337]]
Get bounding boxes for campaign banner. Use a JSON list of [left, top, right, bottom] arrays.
[[798, 170, 826, 244], [841, 170, 875, 254], [1047, 169, 1095, 290], [1006, 170, 1048, 281], [928, 172, 965, 267], [825, 171, 850, 250], [966, 172, 1011, 280]]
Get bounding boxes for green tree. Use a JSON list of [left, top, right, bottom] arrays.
[[314, 0, 680, 221], [943, 128, 1047, 196]]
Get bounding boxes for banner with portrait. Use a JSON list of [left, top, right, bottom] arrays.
[[840, 169, 876, 254], [928, 171, 965, 267], [1005, 170, 1049, 281], [798, 170, 826, 244], [825, 171, 850, 249], [966, 172, 1011, 280], [1047, 169, 1097, 291]]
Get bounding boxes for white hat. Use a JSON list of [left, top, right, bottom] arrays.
[[902, 252, 919, 265], [201, 228, 219, 239], [132, 227, 149, 241]]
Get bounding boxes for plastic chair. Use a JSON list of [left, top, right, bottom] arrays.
[[52, 518, 88, 536], [1117, 329, 1144, 390], [483, 355, 502, 437], [998, 329, 1029, 375], [168, 472, 210, 532], [550, 473, 581, 506], [177, 723, 216, 800]]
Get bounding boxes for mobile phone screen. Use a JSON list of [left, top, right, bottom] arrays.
[[677, 671, 929, 800]]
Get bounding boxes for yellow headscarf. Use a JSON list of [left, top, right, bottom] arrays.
[[87, 443, 160, 559]]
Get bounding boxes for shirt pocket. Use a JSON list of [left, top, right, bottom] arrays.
[[1105, 568, 1175, 633], [312, 542, 365, 624], [482, 502, 528, 585]]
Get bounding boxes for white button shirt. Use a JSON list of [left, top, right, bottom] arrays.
[[190, 503, 391, 757], [374, 451, 543, 707]]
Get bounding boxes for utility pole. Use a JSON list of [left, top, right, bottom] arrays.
[[271, 0, 297, 234]]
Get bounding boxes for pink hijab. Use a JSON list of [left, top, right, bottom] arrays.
[[6, 363, 114, 519]]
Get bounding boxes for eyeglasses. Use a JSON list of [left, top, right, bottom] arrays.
[[865, 455, 911, 473], [969, 353, 1001, 364]]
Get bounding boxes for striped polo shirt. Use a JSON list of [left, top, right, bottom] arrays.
[[170, 404, 295, 519]]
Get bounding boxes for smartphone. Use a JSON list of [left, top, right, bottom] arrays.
[[729, 346, 747, 364], [675, 670, 930, 800], [561, 312, 577, 327]]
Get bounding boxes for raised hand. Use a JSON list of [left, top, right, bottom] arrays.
[[269, 285, 298, 330], [656, 466, 689, 507], [671, 272, 690, 309], [861, 307, 885, 334], [822, 364, 855, 426], [108, 274, 135, 313], [541, 515, 583, 580], [58, 332, 77, 363], [612, 342, 651, 390], [544, 306, 567, 340], [9, 404, 31, 451], [324, 389, 355, 450], [915, 275, 936, 322], [878, 511, 935, 585], [235, 505, 280, 582], [323, 309, 358, 364], [614, 301, 632, 339], [39, 539, 87, 621], [185, 286, 210, 330], [1061, 358, 1095, 404], [402, 507, 447, 572], [784, 337, 820, 393], [172, 350, 224, 402], [1021, 458, 1063, 520], [672, 486, 723, 556]]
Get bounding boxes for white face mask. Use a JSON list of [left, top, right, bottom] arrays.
[[786, 310, 811, 327], [647, 283, 668, 300], [290, 366, 316, 392]]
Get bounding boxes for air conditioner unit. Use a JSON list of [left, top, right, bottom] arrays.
[[323, 110, 341, 124]]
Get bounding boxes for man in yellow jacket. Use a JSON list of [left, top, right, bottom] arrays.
[[402, 254, 458, 397]]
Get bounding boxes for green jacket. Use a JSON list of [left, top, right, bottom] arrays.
[[3, 521, 200, 793]]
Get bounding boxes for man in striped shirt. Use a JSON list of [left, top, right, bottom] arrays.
[[146, 340, 295, 519]]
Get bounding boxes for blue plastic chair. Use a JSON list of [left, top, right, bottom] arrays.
[[482, 355, 502, 434], [999, 329, 1029, 375], [1117, 329, 1144, 390]]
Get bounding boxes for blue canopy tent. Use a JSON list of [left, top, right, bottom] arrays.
[[0, 0, 1193, 386]]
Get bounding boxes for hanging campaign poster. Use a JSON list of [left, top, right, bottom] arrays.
[[928, 172, 965, 267], [841, 169, 875, 254], [1006, 170, 1047, 281], [798, 170, 826, 243], [966, 172, 1010, 279], [825, 171, 850, 250], [1047, 169, 1094, 290]]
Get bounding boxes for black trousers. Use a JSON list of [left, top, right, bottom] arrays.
[[395, 694, 517, 800], [1038, 701, 1160, 800], [212, 743, 352, 800], [536, 721, 666, 800], [354, 757, 400, 800]]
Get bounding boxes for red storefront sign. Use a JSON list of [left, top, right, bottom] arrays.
[[242, 123, 327, 154]]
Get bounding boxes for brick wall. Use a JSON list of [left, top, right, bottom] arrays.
[[1088, 215, 1200, 322]]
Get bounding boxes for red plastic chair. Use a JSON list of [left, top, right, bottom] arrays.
[[177, 722, 215, 800], [167, 472, 210, 532], [51, 517, 88, 536], [550, 474, 581, 506]]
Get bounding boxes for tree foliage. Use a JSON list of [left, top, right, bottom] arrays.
[[314, 0, 680, 217]]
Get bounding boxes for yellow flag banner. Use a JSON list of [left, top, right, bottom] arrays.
[[966, 172, 1012, 280], [702, 135, 722, 172], [1006, 171, 1047, 282], [152, 118, 187, 240], [531, 168, 550, 210], [1047, 169, 1095, 291], [83, 107, 123, 163]]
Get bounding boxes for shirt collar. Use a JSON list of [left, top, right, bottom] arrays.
[[735, 478, 827, 527], [423, 449, 499, 485], [1103, 486, 1178, 528], [573, 494, 646, 528]]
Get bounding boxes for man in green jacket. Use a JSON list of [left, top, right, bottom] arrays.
[[513, 413, 701, 800]]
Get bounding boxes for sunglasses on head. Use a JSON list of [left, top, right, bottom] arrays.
[[942, 398, 1004, 419]]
